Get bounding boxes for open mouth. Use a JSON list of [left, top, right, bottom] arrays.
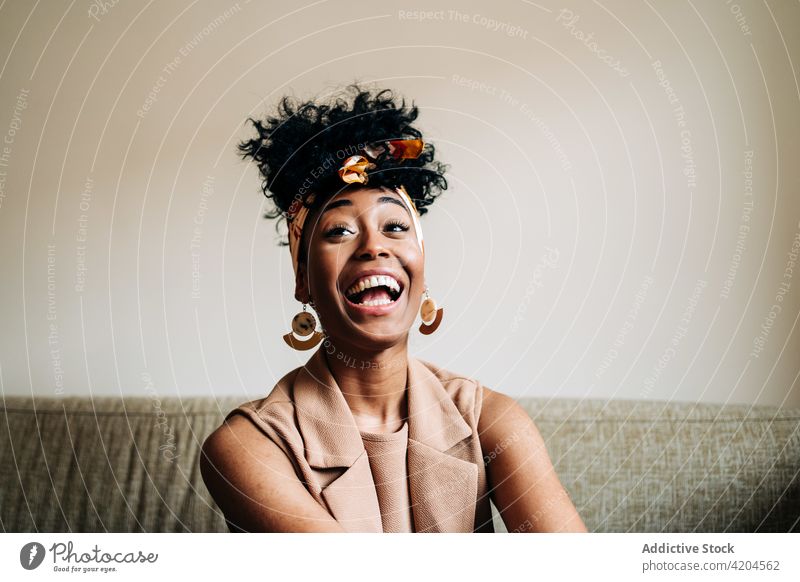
[[344, 275, 404, 307]]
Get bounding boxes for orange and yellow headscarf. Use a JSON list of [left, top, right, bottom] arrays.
[[285, 139, 426, 277]]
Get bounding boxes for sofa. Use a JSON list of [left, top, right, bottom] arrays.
[[1, 395, 798, 532]]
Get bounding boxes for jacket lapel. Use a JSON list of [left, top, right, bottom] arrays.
[[319, 452, 383, 533], [292, 347, 383, 533], [405, 356, 478, 532], [292, 347, 478, 533]]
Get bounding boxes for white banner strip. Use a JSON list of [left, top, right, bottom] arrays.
[[1, 533, 797, 581]]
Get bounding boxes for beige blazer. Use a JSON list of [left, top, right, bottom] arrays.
[[226, 346, 495, 533]]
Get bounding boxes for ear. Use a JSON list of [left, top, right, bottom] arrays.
[[294, 262, 311, 304]]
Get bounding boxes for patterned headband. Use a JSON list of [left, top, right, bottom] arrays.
[[285, 139, 426, 278]]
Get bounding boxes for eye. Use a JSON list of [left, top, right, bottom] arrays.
[[324, 223, 354, 238], [385, 219, 410, 233]]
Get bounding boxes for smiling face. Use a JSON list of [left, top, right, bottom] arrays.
[[294, 186, 425, 353]]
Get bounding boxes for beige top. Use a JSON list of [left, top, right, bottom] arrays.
[[225, 345, 494, 533], [359, 422, 414, 533]]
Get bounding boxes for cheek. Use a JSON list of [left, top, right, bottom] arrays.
[[315, 265, 342, 299], [304, 248, 340, 298], [403, 251, 426, 292]]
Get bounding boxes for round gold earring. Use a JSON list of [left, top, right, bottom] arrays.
[[283, 303, 324, 350], [419, 287, 443, 335]]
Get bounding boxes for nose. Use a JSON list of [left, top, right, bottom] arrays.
[[355, 225, 389, 259]]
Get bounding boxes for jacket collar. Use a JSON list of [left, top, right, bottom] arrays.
[[291, 346, 478, 532], [293, 346, 473, 467]]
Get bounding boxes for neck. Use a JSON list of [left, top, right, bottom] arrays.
[[322, 337, 409, 429]]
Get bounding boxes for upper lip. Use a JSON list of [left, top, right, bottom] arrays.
[[343, 268, 406, 297]]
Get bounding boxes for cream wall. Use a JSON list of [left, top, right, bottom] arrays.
[[0, 0, 797, 407]]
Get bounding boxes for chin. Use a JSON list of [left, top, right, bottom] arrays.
[[330, 322, 411, 353]]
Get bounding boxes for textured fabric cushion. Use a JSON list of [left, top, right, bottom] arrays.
[[498, 398, 800, 533], [0, 397, 225, 532], [0, 396, 797, 532]]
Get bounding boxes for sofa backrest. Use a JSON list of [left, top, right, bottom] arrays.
[[1, 396, 797, 532]]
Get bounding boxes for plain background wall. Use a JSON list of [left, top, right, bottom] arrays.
[[0, 0, 797, 407]]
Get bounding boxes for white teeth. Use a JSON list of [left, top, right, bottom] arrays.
[[360, 298, 393, 306], [345, 274, 401, 298]]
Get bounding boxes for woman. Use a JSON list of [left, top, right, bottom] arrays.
[[200, 84, 587, 533]]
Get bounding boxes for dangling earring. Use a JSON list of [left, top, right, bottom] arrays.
[[283, 302, 324, 350], [419, 287, 443, 335]]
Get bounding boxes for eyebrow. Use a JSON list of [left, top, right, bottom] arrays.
[[320, 196, 409, 217]]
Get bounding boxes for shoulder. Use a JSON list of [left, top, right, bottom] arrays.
[[414, 357, 525, 430], [221, 368, 302, 440], [202, 372, 298, 469], [200, 405, 344, 532], [411, 362, 538, 459], [414, 357, 485, 423], [200, 409, 292, 516], [236, 366, 300, 411], [477, 385, 539, 453], [471, 386, 588, 532], [478, 385, 524, 423], [203, 367, 309, 481]]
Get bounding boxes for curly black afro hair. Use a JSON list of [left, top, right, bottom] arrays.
[[237, 83, 448, 250]]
